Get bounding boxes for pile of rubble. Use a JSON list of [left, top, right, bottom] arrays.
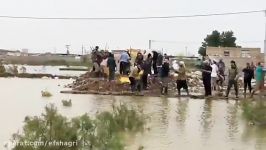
[[67, 70, 205, 95], [68, 72, 130, 92]]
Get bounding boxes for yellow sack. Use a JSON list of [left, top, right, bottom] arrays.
[[136, 70, 144, 80], [119, 76, 130, 84]]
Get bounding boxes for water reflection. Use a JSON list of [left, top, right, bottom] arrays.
[[3, 65, 86, 76], [2, 78, 266, 150], [225, 101, 239, 140], [176, 98, 189, 133], [242, 124, 266, 150], [200, 99, 213, 139], [161, 97, 169, 128]]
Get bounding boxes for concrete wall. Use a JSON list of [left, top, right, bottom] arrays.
[[206, 47, 261, 58]]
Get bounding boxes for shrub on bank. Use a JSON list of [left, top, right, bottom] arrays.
[[62, 99, 72, 107], [11, 103, 145, 150], [242, 100, 266, 125], [41, 91, 53, 97]]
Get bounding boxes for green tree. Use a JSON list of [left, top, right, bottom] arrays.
[[198, 30, 238, 56], [198, 42, 207, 56], [220, 31, 236, 47]]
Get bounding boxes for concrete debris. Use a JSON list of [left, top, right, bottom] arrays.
[[67, 70, 266, 97], [68, 71, 204, 95]]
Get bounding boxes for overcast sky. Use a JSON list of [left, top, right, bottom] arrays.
[[0, 0, 265, 55]]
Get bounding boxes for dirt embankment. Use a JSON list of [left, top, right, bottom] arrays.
[[65, 71, 204, 97]]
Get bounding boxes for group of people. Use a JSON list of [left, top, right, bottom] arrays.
[[91, 47, 177, 94], [201, 58, 226, 97], [202, 57, 265, 99], [120, 50, 191, 95], [91, 46, 265, 98], [126, 50, 170, 94]]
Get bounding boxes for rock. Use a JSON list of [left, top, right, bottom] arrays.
[[248, 121, 255, 126], [195, 71, 201, 76]]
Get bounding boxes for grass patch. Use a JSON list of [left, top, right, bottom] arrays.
[[41, 90, 52, 97], [241, 100, 266, 125], [62, 99, 72, 107]]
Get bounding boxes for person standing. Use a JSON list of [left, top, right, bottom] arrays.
[[129, 65, 143, 93], [225, 60, 239, 99], [100, 55, 109, 79], [217, 58, 225, 90], [91, 46, 102, 77], [175, 61, 189, 96], [251, 62, 264, 98], [135, 52, 144, 66], [135, 66, 144, 93], [107, 53, 117, 91], [119, 51, 130, 75], [126, 50, 132, 75], [163, 53, 169, 60], [142, 50, 148, 60], [211, 60, 219, 91], [251, 61, 256, 71], [157, 53, 163, 77], [152, 51, 158, 75], [202, 60, 212, 97], [160, 59, 170, 95], [141, 53, 152, 90], [218, 58, 225, 76], [242, 63, 254, 98]]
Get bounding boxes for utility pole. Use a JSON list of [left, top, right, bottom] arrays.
[[66, 45, 70, 55], [185, 46, 188, 56], [264, 10, 266, 65], [149, 40, 152, 50], [81, 45, 84, 55]]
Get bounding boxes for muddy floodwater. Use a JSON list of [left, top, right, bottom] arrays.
[[1, 78, 266, 150]]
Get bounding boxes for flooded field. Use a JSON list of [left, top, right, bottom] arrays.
[[3, 65, 87, 76], [1, 78, 266, 150]]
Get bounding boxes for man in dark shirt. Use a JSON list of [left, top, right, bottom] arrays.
[[141, 53, 152, 90], [160, 59, 170, 95], [218, 58, 225, 76], [202, 60, 212, 97], [242, 63, 254, 97], [135, 52, 144, 66], [157, 53, 163, 77], [107, 53, 116, 81], [152, 51, 158, 75]]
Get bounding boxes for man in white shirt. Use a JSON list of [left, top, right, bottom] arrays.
[[211, 60, 219, 91]]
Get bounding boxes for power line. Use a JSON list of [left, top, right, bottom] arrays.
[[150, 40, 264, 44], [0, 10, 264, 20]]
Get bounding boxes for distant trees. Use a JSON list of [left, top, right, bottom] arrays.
[[0, 64, 5, 74], [0, 59, 6, 74], [198, 30, 238, 56]]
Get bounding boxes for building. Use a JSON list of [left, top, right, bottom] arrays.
[[0, 49, 21, 56], [21, 49, 29, 56], [206, 46, 263, 68], [206, 47, 261, 58]]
